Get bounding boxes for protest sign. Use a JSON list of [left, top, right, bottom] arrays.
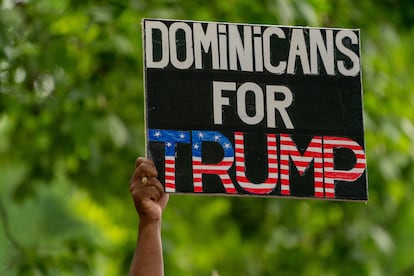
[[143, 18, 367, 201]]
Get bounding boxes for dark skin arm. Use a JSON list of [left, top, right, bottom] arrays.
[[129, 157, 169, 276]]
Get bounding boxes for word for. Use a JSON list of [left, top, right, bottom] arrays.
[[148, 129, 366, 199], [145, 20, 360, 76], [213, 81, 294, 129]]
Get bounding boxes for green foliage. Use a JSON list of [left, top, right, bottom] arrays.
[[1, 0, 414, 275]]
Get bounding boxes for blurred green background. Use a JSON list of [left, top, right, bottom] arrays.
[[1, 0, 414, 275]]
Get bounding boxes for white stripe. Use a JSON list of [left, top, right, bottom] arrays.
[[236, 171, 245, 177], [268, 163, 278, 169], [165, 156, 175, 161], [280, 174, 289, 180], [236, 171, 277, 179], [315, 187, 324, 193], [314, 177, 324, 182], [193, 165, 231, 170], [238, 183, 276, 189], [351, 168, 366, 173], [268, 154, 278, 159], [281, 145, 321, 153], [280, 165, 289, 171], [193, 157, 234, 163], [294, 165, 310, 172], [324, 139, 360, 146], [325, 168, 365, 174], [325, 188, 335, 193], [235, 161, 244, 167], [291, 156, 313, 163], [223, 184, 236, 188]]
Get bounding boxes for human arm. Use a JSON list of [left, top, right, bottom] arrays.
[[129, 157, 169, 276]]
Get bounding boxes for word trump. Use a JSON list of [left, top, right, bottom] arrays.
[[144, 19, 360, 76], [148, 129, 366, 199]]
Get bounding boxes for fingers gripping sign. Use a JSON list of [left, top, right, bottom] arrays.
[[129, 157, 169, 223]]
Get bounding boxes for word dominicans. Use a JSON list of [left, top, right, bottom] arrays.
[[144, 20, 360, 76]]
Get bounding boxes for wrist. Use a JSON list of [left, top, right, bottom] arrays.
[[139, 218, 161, 231]]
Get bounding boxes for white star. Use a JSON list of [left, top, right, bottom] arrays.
[[214, 135, 220, 141], [166, 142, 172, 147], [193, 143, 199, 150], [198, 132, 204, 138], [154, 131, 161, 137], [179, 133, 185, 139], [224, 143, 230, 149]]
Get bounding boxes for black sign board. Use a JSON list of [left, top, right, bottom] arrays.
[[143, 18, 367, 201]]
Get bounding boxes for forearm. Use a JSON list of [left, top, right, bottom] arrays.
[[129, 221, 164, 276]]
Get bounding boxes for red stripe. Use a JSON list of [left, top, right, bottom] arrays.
[[193, 161, 234, 167], [280, 150, 298, 156], [280, 159, 290, 166], [165, 175, 175, 181], [281, 189, 290, 195], [325, 172, 363, 180], [268, 141, 277, 147], [324, 162, 334, 168], [234, 140, 244, 145], [291, 160, 313, 168], [314, 162, 323, 169], [280, 150, 322, 158], [244, 187, 273, 194], [226, 188, 237, 194], [196, 169, 229, 174], [235, 148, 244, 153], [222, 179, 234, 185], [315, 192, 324, 198], [314, 171, 324, 178], [235, 156, 245, 163], [324, 163, 366, 170], [314, 183, 324, 188], [324, 144, 363, 151], [281, 178, 289, 185]]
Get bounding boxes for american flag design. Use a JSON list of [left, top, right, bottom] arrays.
[[148, 128, 367, 200], [280, 134, 324, 197], [323, 136, 366, 198], [234, 132, 278, 194], [192, 131, 237, 194], [148, 129, 190, 192]]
